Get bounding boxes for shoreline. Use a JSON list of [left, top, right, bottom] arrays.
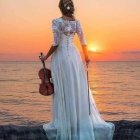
[[0, 120, 140, 140]]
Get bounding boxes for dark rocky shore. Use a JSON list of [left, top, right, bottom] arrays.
[[0, 120, 139, 140]]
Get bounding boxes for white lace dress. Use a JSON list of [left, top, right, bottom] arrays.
[[43, 17, 115, 140]]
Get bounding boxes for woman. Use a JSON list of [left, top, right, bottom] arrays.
[[40, 0, 115, 139]]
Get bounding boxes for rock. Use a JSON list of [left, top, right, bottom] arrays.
[[0, 125, 47, 140], [111, 120, 140, 140], [0, 120, 139, 140]]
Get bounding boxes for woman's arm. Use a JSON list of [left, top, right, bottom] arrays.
[[39, 45, 58, 61], [76, 20, 90, 64], [82, 45, 90, 64], [45, 45, 58, 60], [40, 19, 60, 61]]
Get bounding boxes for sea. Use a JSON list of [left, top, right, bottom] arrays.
[[0, 61, 140, 126]]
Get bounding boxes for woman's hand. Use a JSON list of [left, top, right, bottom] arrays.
[[85, 56, 90, 65], [39, 54, 47, 61], [39, 45, 58, 62]]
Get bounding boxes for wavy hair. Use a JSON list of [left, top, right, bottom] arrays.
[[59, 0, 75, 18]]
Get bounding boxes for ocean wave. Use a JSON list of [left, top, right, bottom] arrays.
[[0, 79, 19, 82], [101, 111, 129, 115]]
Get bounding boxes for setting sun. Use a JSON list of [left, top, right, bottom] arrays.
[[88, 43, 100, 53], [0, 0, 140, 61], [89, 47, 97, 52]]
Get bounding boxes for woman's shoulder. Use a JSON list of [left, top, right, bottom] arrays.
[[52, 17, 80, 22], [51, 17, 62, 24], [51, 17, 81, 27], [51, 18, 58, 23]]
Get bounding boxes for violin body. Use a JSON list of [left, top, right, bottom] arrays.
[[38, 68, 51, 81], [39, 82, 54, 96], [38, 53, 54, 96]]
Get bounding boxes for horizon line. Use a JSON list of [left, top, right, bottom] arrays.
[[0, 60, 140, 62]]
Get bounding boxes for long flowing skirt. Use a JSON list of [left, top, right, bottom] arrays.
[[43, 43, 115, 140]]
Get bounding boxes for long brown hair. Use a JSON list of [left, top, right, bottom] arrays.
[[59, 0, 75, 19]]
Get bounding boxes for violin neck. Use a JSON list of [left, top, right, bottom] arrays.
[[42, 61, 46, 69], [42, 61, 49, 81], [40, 52, 46, 69], [40, 52, 49, 82]]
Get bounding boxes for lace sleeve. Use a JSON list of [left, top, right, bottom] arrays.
[[52, 19, 60, 47], [76, 20, 87, 46]]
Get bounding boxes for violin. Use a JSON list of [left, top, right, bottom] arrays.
[[38, 52, 54, 96]]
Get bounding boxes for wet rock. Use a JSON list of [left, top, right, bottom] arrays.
[[0, 120, 139, 140]]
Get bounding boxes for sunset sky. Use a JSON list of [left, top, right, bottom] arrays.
[[0, 0, 140, 61]]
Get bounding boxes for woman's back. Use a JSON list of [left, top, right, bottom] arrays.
[[51, 17, 87, 47]]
